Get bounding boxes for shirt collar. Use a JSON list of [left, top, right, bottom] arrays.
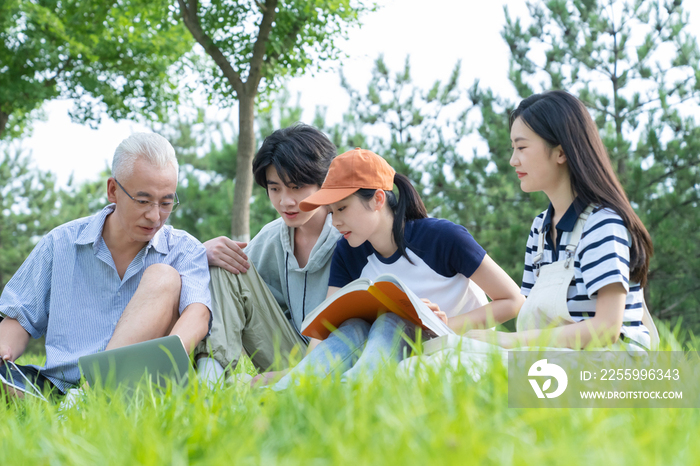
[[75, 204, 115, 246], [74, 204, 170, 254], [150, 226, 170, 255], [542, 197, 587, 233]]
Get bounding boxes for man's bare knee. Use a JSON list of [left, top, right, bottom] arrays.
[[141, 264, 182, 297]]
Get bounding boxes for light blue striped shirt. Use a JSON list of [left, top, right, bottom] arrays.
[[0, 205, 211, 393]]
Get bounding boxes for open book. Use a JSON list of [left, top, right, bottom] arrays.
[[301, 273, 455, 340]]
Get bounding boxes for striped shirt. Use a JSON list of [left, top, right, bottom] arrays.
[[521, 199, 650, 349], [0, 205, 211, 393]]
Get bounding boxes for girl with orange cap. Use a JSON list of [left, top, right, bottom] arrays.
[[270, 148, 524, 389]]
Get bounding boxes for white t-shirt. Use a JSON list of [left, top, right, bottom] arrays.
[[329, 217, 488, 318]]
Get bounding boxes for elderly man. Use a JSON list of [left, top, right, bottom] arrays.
[[0, 133, 211, 398]]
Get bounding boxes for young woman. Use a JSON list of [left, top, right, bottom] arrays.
[[270, 148, 524, 389], [468, 90, 657, 351]]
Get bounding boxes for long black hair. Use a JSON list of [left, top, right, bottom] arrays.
[[510, 90, 653, 287], [355, 173, 428, 262]]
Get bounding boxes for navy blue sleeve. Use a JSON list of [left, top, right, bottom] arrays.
[[328, 239, 372, 288], [405, 218, 486, 278]]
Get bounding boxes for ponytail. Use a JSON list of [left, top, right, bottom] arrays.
[[355, 173, 427, 262]]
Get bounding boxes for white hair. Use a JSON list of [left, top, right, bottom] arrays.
[[111, 133, 179, 180]]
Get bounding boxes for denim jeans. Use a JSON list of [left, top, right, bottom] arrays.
[[272, 312, 415, 390]]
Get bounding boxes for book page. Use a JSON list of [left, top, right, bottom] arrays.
[[373, 273, 404, 289], [372, 280, 453, 337]]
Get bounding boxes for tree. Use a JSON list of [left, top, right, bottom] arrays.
[[332, 55, 460, 195], [56, 171, 110, 224], [0, 149, 61, 292], [498, 0, 700, 328], [0, 0, 191, 140], [174, 0, 373, 241], [160, 91, 306, 241]]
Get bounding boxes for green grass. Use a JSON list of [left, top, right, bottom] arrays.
[[2, 322, 699, 465]]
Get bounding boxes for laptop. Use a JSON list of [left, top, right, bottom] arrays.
[[78, 336, 191, 391]]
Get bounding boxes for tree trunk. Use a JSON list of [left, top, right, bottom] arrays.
[[0, 110, 8, 140], [231, 93, 256, 242]]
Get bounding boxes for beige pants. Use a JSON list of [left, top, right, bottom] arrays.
[[195, 265, 307, 372]]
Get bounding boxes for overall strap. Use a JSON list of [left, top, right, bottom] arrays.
[[533, 221, 547, 276], [533, 204, 595, 276], [562, 204, 595, 269]]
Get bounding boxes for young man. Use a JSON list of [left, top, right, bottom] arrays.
[[196, 124, 339, 379], [0, 133, 211, 398]]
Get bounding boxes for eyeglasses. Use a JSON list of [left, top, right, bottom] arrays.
[[114, 178, 180, 213]]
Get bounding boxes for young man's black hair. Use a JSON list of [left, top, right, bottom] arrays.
[[253, 123, 336, 190]]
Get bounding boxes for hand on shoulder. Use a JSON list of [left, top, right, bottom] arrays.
[[204, 236, 250, 274]]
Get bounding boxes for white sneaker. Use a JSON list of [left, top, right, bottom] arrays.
[[196, 357, 226, 390], [58, 387, 86, 412]]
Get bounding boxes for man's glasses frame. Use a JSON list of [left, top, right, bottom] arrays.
[[114, 178, 180, 213]]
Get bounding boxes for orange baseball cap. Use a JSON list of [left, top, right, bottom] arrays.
[[299, 147, 395, 212]]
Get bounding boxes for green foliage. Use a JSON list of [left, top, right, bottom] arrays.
[[156, 116, 238, 242], [0, 0, 191, 140], [179, 0, 375, 105], [333, 55, 456, 189], [56, 171, 110, 224], [162, 91, 309, 241], [317, 56, 462, 198], [502, 0, 700, 330], [449, 86, 549, 284], [0, 148, 60, 292]]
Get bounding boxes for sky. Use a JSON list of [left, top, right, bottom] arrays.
[[12, 0, 700, 188]]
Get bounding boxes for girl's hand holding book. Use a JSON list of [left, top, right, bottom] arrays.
[[421, 298, 447, 325]]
